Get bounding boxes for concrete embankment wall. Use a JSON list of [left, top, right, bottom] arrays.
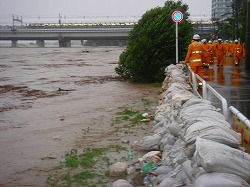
[[136, 64, 250, 186]]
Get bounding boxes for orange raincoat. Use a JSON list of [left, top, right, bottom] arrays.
[[185, 41, 203, 78]]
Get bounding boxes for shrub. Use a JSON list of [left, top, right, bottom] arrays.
[[115, 0, 193, 82]]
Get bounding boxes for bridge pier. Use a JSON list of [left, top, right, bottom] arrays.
[[11, 40, 17, 47], [36, 40, 45, 47], [81, 40, 85, 46], [118, 41, 123, 47], [58, 37, 71, 47], [65, 39, 71, 47], [92, 41, 97, 47]]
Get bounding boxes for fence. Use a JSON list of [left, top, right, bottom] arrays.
[[186, 64, 250, 153]]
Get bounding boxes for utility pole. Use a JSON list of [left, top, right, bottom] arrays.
[[59, 13, 62, 24], [246, 0, 250, 72], [12, 14, 22, 32]]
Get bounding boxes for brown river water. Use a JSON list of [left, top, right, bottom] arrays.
[[0, 47, 159, 186]]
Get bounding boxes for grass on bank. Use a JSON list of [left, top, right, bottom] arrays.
[[46, 97, 157, 186], [46, 145, 127, 187]]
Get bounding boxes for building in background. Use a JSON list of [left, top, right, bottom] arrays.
[[212, 0, 233, 21], [211, 0, 246, 40]]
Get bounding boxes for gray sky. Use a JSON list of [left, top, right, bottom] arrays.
[[0, 0, 211, 24]]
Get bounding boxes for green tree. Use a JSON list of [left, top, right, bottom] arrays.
[[239, 0, 247, 43], [115, 0, 193, 83]]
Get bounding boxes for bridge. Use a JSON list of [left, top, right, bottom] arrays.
[[0, 21, 213, 47], [0, 22, 135, 47]]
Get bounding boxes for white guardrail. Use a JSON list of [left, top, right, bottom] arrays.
[[184, 63, 250, 130]]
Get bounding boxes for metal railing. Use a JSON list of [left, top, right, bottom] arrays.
[[186, 64, 250, 128]]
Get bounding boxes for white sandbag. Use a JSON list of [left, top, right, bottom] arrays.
[[180, 109, 225, 122], [153, 166, 173, 176], [184, 116, 231, 128], [167, 122, 185, 140], [194, 173, 250, 187], [156, 174, 171, 184], [185, 122, 241, 148], [162, 139, 186, 166], [181, 160, 195, 182], [136, 134, 162, 151], [155, 103, 172, 115], [142, 151, 161, 161], [182, 98, 213, 108], [185, 144, 196, 158], [160, 133, 177, 147], [180, 104, 219, 119], [161, 150, 173, 166], [194, 138, 250, 183], [153, 126, 169, 136], [167, 82, 191, 93], [152, 120, 166, 133], [165, 90, 196, 109], [158, 175, 182, 186]]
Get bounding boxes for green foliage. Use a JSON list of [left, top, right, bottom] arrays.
[[115, 0, 193, 82], [114, 108, 143, 126], [79, 147, 108, 168], [65, 149, 79, 168], [47, 145, 126, 186], [239, 0, 247, 43]]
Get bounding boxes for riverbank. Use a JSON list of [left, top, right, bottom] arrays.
[[0, 47, 160, 186]]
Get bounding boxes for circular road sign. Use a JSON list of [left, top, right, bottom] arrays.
[[172, 11, 183, 23]]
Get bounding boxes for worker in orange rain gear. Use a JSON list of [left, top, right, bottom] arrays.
[[212, 40, 218, 64], [224, 40, 232, 65], [232, 40, 243, 66], [184, 34, 203, 80], [224, 40, 231, 57], [208, 40, 215, 64], [216, 38, 226, 66], [201, 39, 212, 67], [228, 40, 234, 56]]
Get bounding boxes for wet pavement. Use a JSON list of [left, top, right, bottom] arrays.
[[202, 57, 250, 119]]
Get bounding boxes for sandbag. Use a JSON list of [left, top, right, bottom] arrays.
[[184, 116, 231, 128], [185, 122, 241, 148], [194, 173, 250, 187], [136, 134, 162, 151], [153, 166, 173, 176], [182, 98, 213, 108], [180, 109, 225, 122], [194, 138, 250, 183]]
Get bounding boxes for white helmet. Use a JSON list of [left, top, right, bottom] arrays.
[[208, 40, 212, 44], [218, 38, 222, 42], [202, 39, 207, 43], [193, 34, 200, 40], [235, 39, 239, 43]]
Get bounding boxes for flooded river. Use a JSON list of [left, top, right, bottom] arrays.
[[0, 47, 159, 186]]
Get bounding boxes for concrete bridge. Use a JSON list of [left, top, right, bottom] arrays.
[[0, 22, 135, 47], [0, 20, 213, 47]]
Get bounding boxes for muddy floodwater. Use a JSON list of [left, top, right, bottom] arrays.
[[0, 47, 159, 186]]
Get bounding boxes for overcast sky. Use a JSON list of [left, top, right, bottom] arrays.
[[0, 0, 211, 24]]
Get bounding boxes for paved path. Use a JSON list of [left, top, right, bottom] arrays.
[[202, 57, 250, 119]]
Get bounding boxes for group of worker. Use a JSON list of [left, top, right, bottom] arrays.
[[184, 34, 245, 79]]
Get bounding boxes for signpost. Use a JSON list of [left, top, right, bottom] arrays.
[[172, 11, 183, 64]]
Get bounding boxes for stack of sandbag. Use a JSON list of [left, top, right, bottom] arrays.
[[134, 64, 250, 187]]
